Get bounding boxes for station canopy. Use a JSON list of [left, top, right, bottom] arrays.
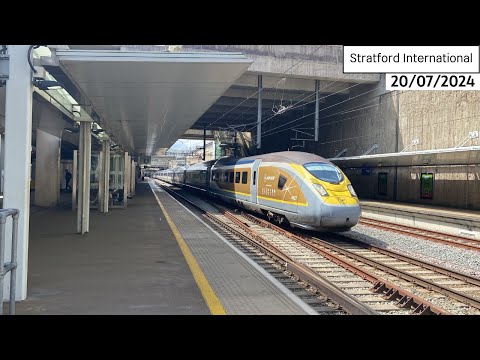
[[48, 49, 252, 155], [330, 146, 480, 168]]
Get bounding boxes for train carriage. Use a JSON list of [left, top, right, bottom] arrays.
[[154, 151, 361, 231]]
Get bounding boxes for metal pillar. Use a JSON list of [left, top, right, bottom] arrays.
[[0, 133, 4, 194], [133, 161, 137, 195], [257, 75, 262, 151], [77, 121, 91, 234], [101, 140, 110, 212], [3, 45, 32, 300], [130, 159, 135, 197], [98, 150, 104, 213], [203, 127, 206, 160], [123, 152, 129, 208], [315, 80, 320, 142], [72, 150, 77, 212]]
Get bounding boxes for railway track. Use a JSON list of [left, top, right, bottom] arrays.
[[155, 181, 371, 315], [359, 218, 480, 252], [241, 212, 480, 313], [155, 180, 477, 315]]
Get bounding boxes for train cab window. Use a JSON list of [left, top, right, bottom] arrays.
[[235, 172, 241, 183], [253, 171, 256, 185], [242, 171, 248, 184], [229, 171, 234, 183], [304, 162, 344, 184], [278, 175, 287, 190]]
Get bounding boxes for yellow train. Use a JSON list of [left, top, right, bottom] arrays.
[[155, 151, 361, 231]]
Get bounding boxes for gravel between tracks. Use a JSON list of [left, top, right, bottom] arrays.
[[343, 224, 480, 279]]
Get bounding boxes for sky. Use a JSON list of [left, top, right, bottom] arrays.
[[167, 139, 206, 153]]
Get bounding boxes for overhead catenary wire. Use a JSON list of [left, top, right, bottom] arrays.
[[208, 45, 322, 128], [243, 80, 372, 133], [228, 65, 374, 132], [257, 91, 384, 141], [253, 87, 379, 141]]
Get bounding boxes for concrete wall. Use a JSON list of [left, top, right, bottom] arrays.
[[325, 89, 480, 158], [34, 129, 61, 207], [335, 89, 480, 210], [398, 91, 480, 150], [183, 45, 379, 83], [315, 78, 397, 158], [345, 165, 480, 210]]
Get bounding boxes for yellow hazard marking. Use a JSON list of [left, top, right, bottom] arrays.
[[150, 182, 226, 315]]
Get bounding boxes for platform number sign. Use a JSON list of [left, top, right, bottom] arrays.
[[420, 173, 434, 199]]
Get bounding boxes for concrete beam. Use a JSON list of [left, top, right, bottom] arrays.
[[183, 45, 380, 83], [234, 73, 353, 94], [223, 85, 327, 103]]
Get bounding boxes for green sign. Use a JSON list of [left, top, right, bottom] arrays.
[[420, 173, 434, 199]]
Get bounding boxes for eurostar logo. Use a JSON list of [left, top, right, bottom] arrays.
[[338, 197, 345, 204]]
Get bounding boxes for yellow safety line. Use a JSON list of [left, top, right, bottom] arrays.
[[150, 182, 226, 315]]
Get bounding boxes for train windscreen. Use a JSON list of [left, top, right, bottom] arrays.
[[304, 162, 344, 184]]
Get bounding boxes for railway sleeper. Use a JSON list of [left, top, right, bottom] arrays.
[[371, 281, 443, 315]]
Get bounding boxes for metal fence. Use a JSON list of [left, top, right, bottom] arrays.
[[0, 208, 19, 315]]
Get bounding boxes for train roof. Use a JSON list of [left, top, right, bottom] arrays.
[[213, 151, 330, 167], [185, 160, 217, 171]]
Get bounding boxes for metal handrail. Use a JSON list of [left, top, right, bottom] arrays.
[[0, 208, 19, 315]]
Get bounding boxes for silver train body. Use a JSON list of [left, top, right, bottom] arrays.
[[154, 151, 361, 231]]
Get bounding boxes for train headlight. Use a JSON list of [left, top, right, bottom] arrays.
[[313, 184, 329, 197], [347, 184, 357, 197]]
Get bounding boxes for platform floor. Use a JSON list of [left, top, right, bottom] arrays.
[[360, 200, 480, 222], [148, 180, 313, 315], [7, 182, 311, 315], [10, 182, 209, 315]]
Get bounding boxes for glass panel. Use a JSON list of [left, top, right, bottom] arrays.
[[235, 172, 240, 183], [378, 172, 388, 195], [278, 175, 287, 190], [242, 171, 248, 184], [421, 173, 434, 199], [304, 162, 344, 184]]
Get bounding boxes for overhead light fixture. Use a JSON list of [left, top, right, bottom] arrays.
[[32, 79, 65, 91]]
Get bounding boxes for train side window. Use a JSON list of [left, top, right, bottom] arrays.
[[253, 171, 256, 185], [235, 172, 241, 183], [278, 175, 287, 190], [229, 171, 234, 183], [223, 172, 228, 182], [242, 171, 248, 184]]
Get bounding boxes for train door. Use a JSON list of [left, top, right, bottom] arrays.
[[251, 159, 261, 204]]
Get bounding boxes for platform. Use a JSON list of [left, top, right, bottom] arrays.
[[360, 200, 480, 239], [6, 182, 313, 315], [148, 180, 315, 315]]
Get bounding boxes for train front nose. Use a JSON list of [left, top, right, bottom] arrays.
[[319, 202, 361, 229]]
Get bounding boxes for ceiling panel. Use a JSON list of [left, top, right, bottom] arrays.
[[55, 50, 252, 155]]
